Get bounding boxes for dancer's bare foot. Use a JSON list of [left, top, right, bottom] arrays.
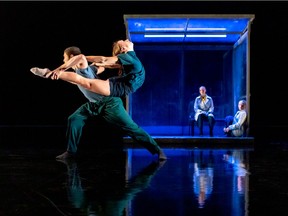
[[158, 149, 167, 161], [30, 67, 51, 78]]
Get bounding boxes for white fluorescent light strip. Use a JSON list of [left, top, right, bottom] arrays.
[[145, 35, 185, 38], [187, 27, 226, 31], [145, 28, 184, 31], [187, 34, 227, 38], [144, 34, 227, 38], [145, 27, 226, 31]]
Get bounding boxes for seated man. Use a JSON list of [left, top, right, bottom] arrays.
[[194, 86, 215, 136], [223, 100, 248, 137]]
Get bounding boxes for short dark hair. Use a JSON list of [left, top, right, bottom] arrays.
[[64, 46, 81, 56]]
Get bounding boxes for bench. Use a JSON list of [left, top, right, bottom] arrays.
[[188, 117, 225, 136]]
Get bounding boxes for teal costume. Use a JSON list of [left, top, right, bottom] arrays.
[[65, 65, 161, 155], [109, 51, 145, 97]]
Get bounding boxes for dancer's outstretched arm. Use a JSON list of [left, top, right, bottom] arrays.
[[86, 55, 121, 69], [54, 54, 88, 72], [86, 55, 106, 64]]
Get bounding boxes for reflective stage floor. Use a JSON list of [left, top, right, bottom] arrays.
[[0, 127, 287, 216]]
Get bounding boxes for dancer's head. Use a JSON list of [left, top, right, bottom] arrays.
[[112, 39, 134, 56], [63, 46, 81, 62], [64, 46, 81, 57]]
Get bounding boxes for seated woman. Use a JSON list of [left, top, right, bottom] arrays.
[[45, 39, 145, 98], [194, 86, 215, 136], [223, 100, 248, 137]]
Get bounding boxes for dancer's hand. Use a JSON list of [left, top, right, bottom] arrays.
[[49, 69, 64, 80], [86, 56, 105, 63]]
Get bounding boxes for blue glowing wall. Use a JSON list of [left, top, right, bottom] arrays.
[[232, 33, 248, 113], [129, 46, 232, 135], [124, 15, 253, 136]]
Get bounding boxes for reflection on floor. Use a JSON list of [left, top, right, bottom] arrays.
[[124, 135, 254, 148], [1, 138, 288, 216], [1, 127, 288, 216]]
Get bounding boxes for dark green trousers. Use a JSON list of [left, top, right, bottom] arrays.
[[66, 97, 161, 155]]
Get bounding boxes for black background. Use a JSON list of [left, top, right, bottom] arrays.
[[1, 1, 287, 140]]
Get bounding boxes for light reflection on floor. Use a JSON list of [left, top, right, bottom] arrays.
[[2, 142, 288, 216], [126, 148, 251, 216]]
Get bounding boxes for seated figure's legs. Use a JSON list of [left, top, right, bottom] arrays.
[[224, 115, 234, 136], [225, 116, 234, 127], [197, 113, 206, 136], [208, 115, 215, 136]]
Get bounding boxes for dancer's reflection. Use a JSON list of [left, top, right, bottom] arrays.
[[223, 150, 249, 194], [192, 150, 214, 208], [58, 156, 166, 216]]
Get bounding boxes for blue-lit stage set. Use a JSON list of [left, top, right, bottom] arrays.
[[123, 14, 255, 137]]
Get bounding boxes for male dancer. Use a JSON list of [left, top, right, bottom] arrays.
[[31, 46, 167, 161]]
